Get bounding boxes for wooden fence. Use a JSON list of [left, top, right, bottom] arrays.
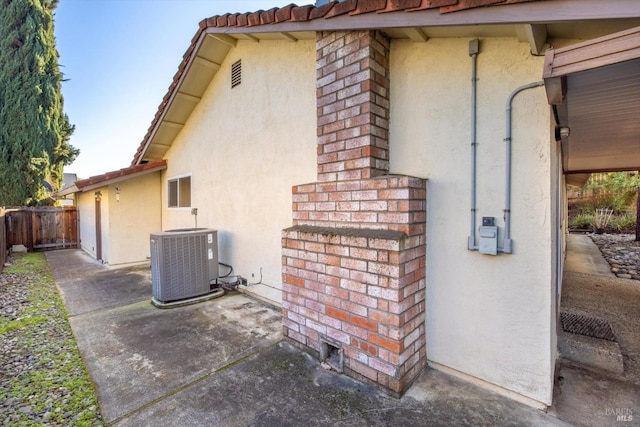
[[5, 207, 78, 252]]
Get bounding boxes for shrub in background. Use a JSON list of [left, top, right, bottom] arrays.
[[568, 172, 639, 233]]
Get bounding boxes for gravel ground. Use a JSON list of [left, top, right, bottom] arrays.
[[590, 233, 640, 280], [0, 253, 102, 426]]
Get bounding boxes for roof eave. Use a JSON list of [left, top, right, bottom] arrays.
[[55, 184, 79, 197], [133, 31, 211, 166], [207, 0, 640, 35], [76, 161, 167, 193], [132, 0, 640, 165]]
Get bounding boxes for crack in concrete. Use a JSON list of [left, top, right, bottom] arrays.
[[106, 341, 280, 426]]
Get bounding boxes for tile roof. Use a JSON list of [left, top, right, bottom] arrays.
[[75, 160, 167, 190], [131, 0, 540, 165], [201, 0, 537, 28]]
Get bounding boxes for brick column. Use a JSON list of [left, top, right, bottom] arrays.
[[282, 30, 427, 397], [316, 30, 390, 182]]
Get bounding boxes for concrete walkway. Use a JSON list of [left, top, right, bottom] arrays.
[[564, 233, 615, 277], [45, 249, 567, 426], [551, 234, 640, 427]]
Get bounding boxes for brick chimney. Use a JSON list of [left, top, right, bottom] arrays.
[[282, 30, 427, 397]]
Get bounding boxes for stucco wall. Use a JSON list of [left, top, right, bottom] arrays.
[[389, 38, 556, 405], [161, 39, 317, 304], [157, 34, 559, 404], [76, 174, 161, 266], [106, 173, 162, 266]]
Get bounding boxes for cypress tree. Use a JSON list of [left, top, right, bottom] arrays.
[[0, 0, 78, 206]]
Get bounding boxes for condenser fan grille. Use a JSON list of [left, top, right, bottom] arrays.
[[151, 228, 218, 302]]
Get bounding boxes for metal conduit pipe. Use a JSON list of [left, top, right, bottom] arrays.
[[503, 81, 545, 254], [468, 39, 480, 251]]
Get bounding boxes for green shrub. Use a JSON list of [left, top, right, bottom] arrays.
[[569, 213, 595, 230], [610, 212, 637, 233], [569, 212, 637, 233]]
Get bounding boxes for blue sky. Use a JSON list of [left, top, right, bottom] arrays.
[[54, 0, 297, 179]]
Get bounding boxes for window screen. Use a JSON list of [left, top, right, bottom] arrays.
[[168, 176, 191, 208]]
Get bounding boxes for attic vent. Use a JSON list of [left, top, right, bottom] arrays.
[[231, 60, 241, 88]]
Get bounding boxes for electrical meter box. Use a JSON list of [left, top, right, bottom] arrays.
[[479, 217, 498, 255]]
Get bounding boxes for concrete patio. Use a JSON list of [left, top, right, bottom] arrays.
[[43, 246, 635, 426]]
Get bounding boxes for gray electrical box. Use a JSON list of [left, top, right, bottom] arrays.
[[479, 217, 498, 255]]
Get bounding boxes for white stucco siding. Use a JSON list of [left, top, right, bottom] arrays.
[[390, 38, 556, 405], [107, 173, 162, 266], [162, 39, 317, 304]]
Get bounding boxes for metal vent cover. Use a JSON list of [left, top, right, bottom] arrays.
[[231, 60, 241, 88], [150, 228, 219, 303], [560, 311, 617, 342]]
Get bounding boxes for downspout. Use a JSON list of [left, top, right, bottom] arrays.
[[468, 39, 480, 251], [503, 81, 544, 254]]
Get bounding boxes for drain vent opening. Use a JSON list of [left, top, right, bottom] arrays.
[[320, 337, 344, 373], [561, 311, 617, 342]]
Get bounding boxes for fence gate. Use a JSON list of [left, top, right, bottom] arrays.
[[5, 207, 78, 252]]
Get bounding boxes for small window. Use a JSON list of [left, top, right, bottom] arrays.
[[231, 59, 241, 88], [168, 176, 191, 208]]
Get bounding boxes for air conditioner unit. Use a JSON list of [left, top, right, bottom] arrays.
[[150, 228, 219, 303]]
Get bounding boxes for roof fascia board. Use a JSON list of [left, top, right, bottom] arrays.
[[78, 164, 167, 193], [544, 25, 640, 79], [543, 25, 640, 104], [56, 184, 79, 197], [206, 0, 640, 35]]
